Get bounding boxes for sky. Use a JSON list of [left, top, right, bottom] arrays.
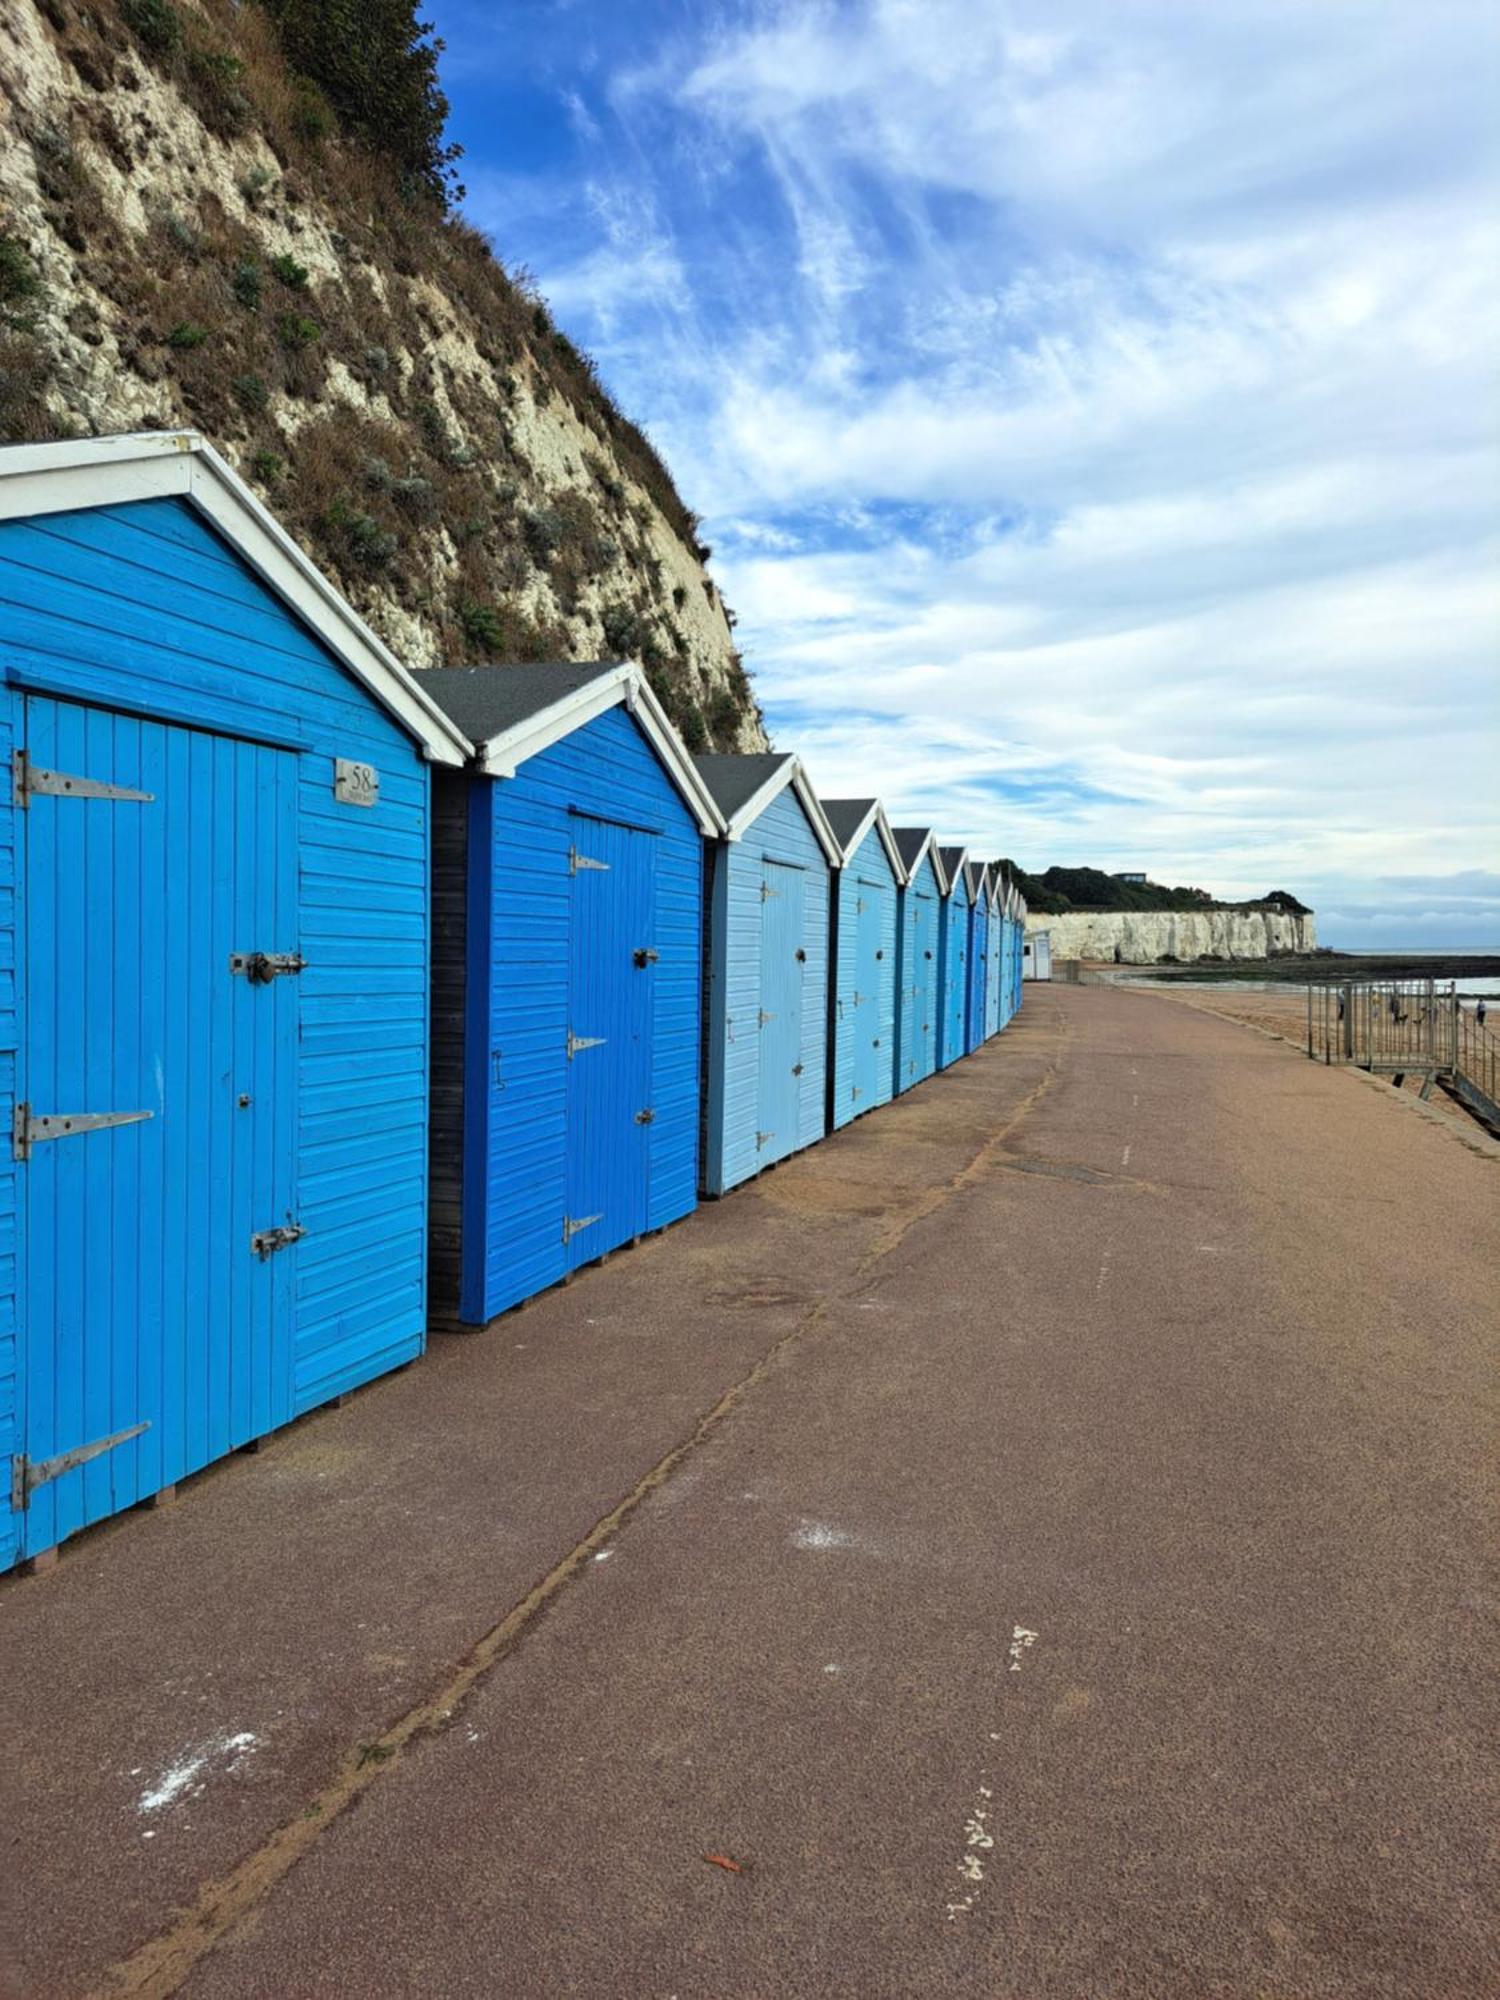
[[433, 0, 1499, 948]]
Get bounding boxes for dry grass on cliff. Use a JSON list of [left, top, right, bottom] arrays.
[[1, 0, 758, 745]]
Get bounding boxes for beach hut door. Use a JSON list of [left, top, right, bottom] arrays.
[[757, 859, 804, 1160], [16, 697, 297, 1559], [564, 815, 655, 1265]]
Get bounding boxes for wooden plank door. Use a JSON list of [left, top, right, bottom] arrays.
[[563, 814, 655, 1270], [17, 697, 297, 1558], [756, 859, 804, 1166]]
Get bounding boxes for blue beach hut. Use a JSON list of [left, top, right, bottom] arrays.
[[695, 754, 840, 1196], [423, 662, 723, 1325], [892, 829, 946, 1093], [823, 798, 905, 1131], [966, 863, 992, 1050], [985, 869, 1004, 1038], [0, 432, 472, 1572], [937, 847, 972, 1068]]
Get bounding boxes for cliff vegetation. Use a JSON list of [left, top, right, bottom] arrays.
[[0, 0, 765, 750], [1000, 863, 1311, 920]]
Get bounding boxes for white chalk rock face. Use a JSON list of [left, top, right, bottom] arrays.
[[1025, 909, 1316, 963]]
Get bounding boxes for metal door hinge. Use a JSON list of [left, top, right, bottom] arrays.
[[756, 1130, 774, 1149], [566, 1031, 607, 1059], [13, 1101, 153, 1161], [569, 846, 610, 874], [633, 948, 660, 968], [11, 1421, 149, 1511], [230, 952, 306, 983], [760, 881, 780, 901], [758, 1010, 776, 1026], [13, 750, 154, 809], [562, 1212, 602, 1243], [250, 1221, 305, 1259], [635, 1107, 655, 1124], [792, 1063, 803, 1077]]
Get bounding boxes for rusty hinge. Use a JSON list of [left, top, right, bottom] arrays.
[[13, 749, 154, 809], [250, 1220, 305, 1259], [758, 1009, 776, 1026], [562, 1212, 602, 1244], [635, 1107, 655, 1124], [792, 1063, 803, 1077], [633, 948, 660, 968], [11, 1421, 149, 1511], [14, 1101, 153, 1162], [230, 952, 306, 984], [760, 880, 780, 901]]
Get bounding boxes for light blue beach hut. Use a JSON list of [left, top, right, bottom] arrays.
[[985, 867, 1004, 1038], [937, 847, 972, 1068], [695, 754, 840, 1195], [0, 432, 472, 1572], [823, 798, 905, 1131], [423, 662, 723, 1325], [892, 829, 946, 1092], [966, 862, 991, 1050]]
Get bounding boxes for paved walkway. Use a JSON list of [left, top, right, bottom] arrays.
[[4, 987, 1497, 1998]]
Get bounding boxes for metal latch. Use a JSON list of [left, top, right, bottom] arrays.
[[230, 952, 306, 984], [562, 1212, 602, 1243], [13, 1102, 153, 1162], [11, 1421, 149, 1510], [566, 1031, 607, 1059], [569, 846, 610, 874], [13, 749, 154, 809], [633, 948, 660, 968], [635, 1107, 655, 1124], [250, 1221, 305, 1259]]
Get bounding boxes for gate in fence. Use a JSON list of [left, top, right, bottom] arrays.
[[1307, 979, 1500, 1134]]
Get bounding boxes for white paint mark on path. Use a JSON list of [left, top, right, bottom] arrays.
[[137, 1731, 259, 1815], [947, 1634, 1040, 1919], [1121, 1143, 1131, 1169], [792, 1520, 858, 1552]]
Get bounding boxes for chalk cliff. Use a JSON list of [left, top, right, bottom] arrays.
[[1027, 908, 1317, 964]]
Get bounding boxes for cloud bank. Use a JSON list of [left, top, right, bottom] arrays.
[[440, 0, 1500, 945]]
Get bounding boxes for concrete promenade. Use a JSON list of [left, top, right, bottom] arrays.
[[4, 986, 1496, 1998]]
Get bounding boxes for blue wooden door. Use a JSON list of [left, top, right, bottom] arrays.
[[17, 697, 297, 1559], [563, 815, 655, 1268], [851, 871, 888, 1111], [904, 888, 937, 1084], [757, 858, 804, 1165]]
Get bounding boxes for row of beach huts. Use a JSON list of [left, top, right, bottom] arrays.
[[0, 433, 1025, 1572]]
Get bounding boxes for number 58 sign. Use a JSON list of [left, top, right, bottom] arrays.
[[334, 758, 380, 808]]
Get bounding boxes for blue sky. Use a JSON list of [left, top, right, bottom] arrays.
[[434, 1, 1499, 947]]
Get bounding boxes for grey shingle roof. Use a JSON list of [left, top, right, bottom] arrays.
[[417, 661, 626, 745], [821, 798, 878, 852], [692, 752, 793, 823], [966, 861, 990, 899], [938, 845, 967, 881], [892, 827, 935, 872]]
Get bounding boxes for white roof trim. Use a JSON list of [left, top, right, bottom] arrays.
[[474, 663, 726, 836], [898, 828, 946, 895], [827, 799, 908, 884], [0, 431, 473, 766], [723, 756, 842, 868]]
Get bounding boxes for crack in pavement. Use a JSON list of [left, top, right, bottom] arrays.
[[93, 1042, 1064, 2000]]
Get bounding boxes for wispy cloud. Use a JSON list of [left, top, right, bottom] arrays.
[[438, 0, 1500, 943]]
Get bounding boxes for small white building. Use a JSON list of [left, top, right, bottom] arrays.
[[1023, 930, 1052, 981]]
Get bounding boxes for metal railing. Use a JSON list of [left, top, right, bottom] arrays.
[[1307, 978, 1500, 1131]]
